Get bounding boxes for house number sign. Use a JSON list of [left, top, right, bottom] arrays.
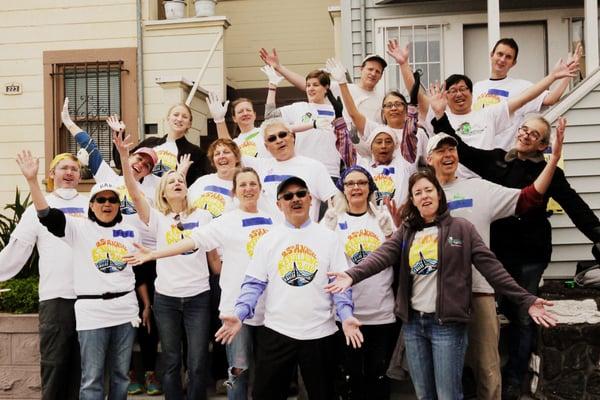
[[3, 82, 22, 95]]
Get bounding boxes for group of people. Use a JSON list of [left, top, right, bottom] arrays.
[[2, 36, 600, 400]]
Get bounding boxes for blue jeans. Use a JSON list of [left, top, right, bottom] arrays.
[[403, 312, 468, 400], [225, 324, 255, 400], [78, 322, 136, 400], [500, 261, 547, 387], [154, 291, 210, 400]]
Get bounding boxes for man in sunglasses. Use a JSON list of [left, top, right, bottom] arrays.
[[243, 118, 338, 222], [215, 176, 363, 399]]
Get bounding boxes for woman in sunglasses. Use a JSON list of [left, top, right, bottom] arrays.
[[125, 167, 277, 400], [321, 165, 396, 399], [17, 150, 144, 400], [115, 132, 221, 400]]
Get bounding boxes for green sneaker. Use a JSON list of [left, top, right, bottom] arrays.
[[144, 371, 163, 396], [127, 370, 144, 395]]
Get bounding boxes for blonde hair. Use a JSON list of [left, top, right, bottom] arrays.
[[154, 170, 196, 216], [48, 153, 80, 191]]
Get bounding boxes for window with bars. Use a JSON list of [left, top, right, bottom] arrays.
[[381, 24, 443, 94]]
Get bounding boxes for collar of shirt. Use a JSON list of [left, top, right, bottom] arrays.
[[284, 218, 312, 229]]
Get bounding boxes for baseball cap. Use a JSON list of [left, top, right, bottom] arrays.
[[361, 54, 388, 69], [426, 133, 458, 155], [133, 147, 158, 169], [89, 181, 120, 200], [276, 176, 308, 197]]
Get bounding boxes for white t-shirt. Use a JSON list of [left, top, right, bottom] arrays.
[[409, 226, 439, 313], [190, 208, 277, 325], [423, 103, 510, 178], [149, 208, 212, 298], [61, 216, 140, 331], [243, 155, 338, 222], [246, 221, 348, 340], [151, 140, 179, 177], [443, 178, 519, 294], [279, 102, 341, 178], [188, 173, 234, 219], [334, 213, 395, 325], [6, 193, 88, 301], [330, 82, 384, 124], [473, 77, 547, 151], [234, 128, 270, 158], [94, 161, 159, 248]]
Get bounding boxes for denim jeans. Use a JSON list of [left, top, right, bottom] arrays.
[[78, 322, 136, 400], [225, 324, 255, 400], [499, 261, 547, 387], [403, 312, 468, 400], [153, 291, 210, 400]]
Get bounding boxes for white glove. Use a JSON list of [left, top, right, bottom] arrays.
[[325, 58, 347, 83], [207, 91, 229, 123], [76, 148, 89, 167], [261, 65, 284, 87], [61, 97, 76, 130], [314, 117, 332, 130]]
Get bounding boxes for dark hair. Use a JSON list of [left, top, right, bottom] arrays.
[[232, 167, 262, 193], [381, 90, 408, 124], [207, 138, 241, 169], [492, 38, 519, 62], [444, 74, 473, 93], [305, 70, 330, 87], [399, 167, 448, 230], [87, 204, 123, 225]]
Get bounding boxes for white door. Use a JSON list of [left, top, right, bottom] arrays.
[[464, 22, 547, 83]]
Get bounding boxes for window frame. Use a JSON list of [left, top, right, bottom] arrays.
[[43, 48, 138, 191]]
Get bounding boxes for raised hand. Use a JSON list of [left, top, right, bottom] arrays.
[[566, 42, 584, 69], [259, 48, 281, 69], [106, 114, 126, 134], [342, 316, 364, 349], [550, 117, 566, 163], [215, 315, 242, 344], [261, 65, 284, 87], [60, 97, 77, 131], [177, 153, 193, 177], [528, 298, 557, 328], [326, 89, 344, 119], [123, 243, 155, 266], [428, 82, 448, 118], [386, 39, 410, 65], [551, 58, 579, 80], [325, 58, 347, 83], [112, 131, 134, 159], [324, 271, 353, 293], [207, 91, 229, 123], [16, 150, 40, 181]]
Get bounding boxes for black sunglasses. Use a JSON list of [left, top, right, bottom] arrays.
[[94, 196, 120, 204], [279, 189, 309, 201], [266, 131, 289, 143]]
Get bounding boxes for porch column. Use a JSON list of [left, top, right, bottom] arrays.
[[487, 0, 500, 66], [585, 0, 599, 73]]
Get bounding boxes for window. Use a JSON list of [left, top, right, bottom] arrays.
[[43, 48, 138, 190], [380, 24, 443, 94], [570, 17, 600, 84]]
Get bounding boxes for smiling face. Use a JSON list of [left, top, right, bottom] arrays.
[[167, 104, 192, 137], [381, 93, 406, 127], [212, 144, 239, 175], [360, 60, 384, 91], [128, 153, 154, 181], [162, 171, 187, 205], [90, 190, 120, 223], [490, 43, 517, 79], [427, 142, 458, 182], [234, 171, 261, 210], [50, 158, 81, 189], [371, 132, 395, 165], [343, 170, 370, 213], [410, 177, 440, 223], [232, 101, 256, 131], [277, 183, 312, 226], [264, 123, 295, 161], [513, 118, 549, 155], [446, 80, 473, 115], [306, 77, 328, 104]]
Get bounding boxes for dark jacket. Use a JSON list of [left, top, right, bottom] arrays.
[[135, 135, 209, 187], [345, 211, 537, 324], [432, 114, 600, 265]]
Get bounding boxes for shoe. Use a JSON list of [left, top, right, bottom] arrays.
[[127, 370, 144, 395], [144, 371, 163, 396]]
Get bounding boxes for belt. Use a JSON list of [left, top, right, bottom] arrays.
[[77, 290, 132, 300]]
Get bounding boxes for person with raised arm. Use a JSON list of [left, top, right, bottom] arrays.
[[0, 153, 87, 400], [325, 168, 557, 400], [114, 130, 220, 400], [16, 149, 143, 400]]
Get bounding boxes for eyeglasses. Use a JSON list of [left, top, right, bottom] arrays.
[[382, 102, 406, 109], [343, 180, 369, 188], [94, 196, 120, 204], [278, 189, 309, 201], [518, 126, 542, 141], [174, 214, 184, 231], [266, 131, 290, 143], [447, 87, 470, 96]]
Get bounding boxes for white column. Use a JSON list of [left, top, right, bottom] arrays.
[[487, 0, 500, 69], [585, 0, 599, 73]]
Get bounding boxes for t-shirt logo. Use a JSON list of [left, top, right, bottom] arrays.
[[408, 232, 438, 275], [92, 238, 128, 273], [344, 229, 381, 265], [117, 185, 137, 215], [301, 112, 314, 124], [374, 171, 396, 203], [246, 228, 269, 257], [152, 150, 177, 177], [277, 244, 318, 287], [239, 140, 258, 157], [192, 185, 231, 218], [166, 221, 199, 255]]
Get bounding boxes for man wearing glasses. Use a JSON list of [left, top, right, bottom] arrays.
[[215, 176, 363, 400]]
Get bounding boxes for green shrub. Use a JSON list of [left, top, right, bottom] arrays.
[[0, 277, 39, 314]]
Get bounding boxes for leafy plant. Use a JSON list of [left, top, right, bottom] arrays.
[[0, 276, 39, 313]]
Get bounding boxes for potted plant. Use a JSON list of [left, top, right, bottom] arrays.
[[194, 0, 217, 17], [163, 0, 186, 20]]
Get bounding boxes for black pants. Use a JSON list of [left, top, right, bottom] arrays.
[[39, 298, 80, 400], [253, 327, 336, 400]]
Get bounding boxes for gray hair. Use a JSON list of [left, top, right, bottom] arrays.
[[259, 118, 292, 139]]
